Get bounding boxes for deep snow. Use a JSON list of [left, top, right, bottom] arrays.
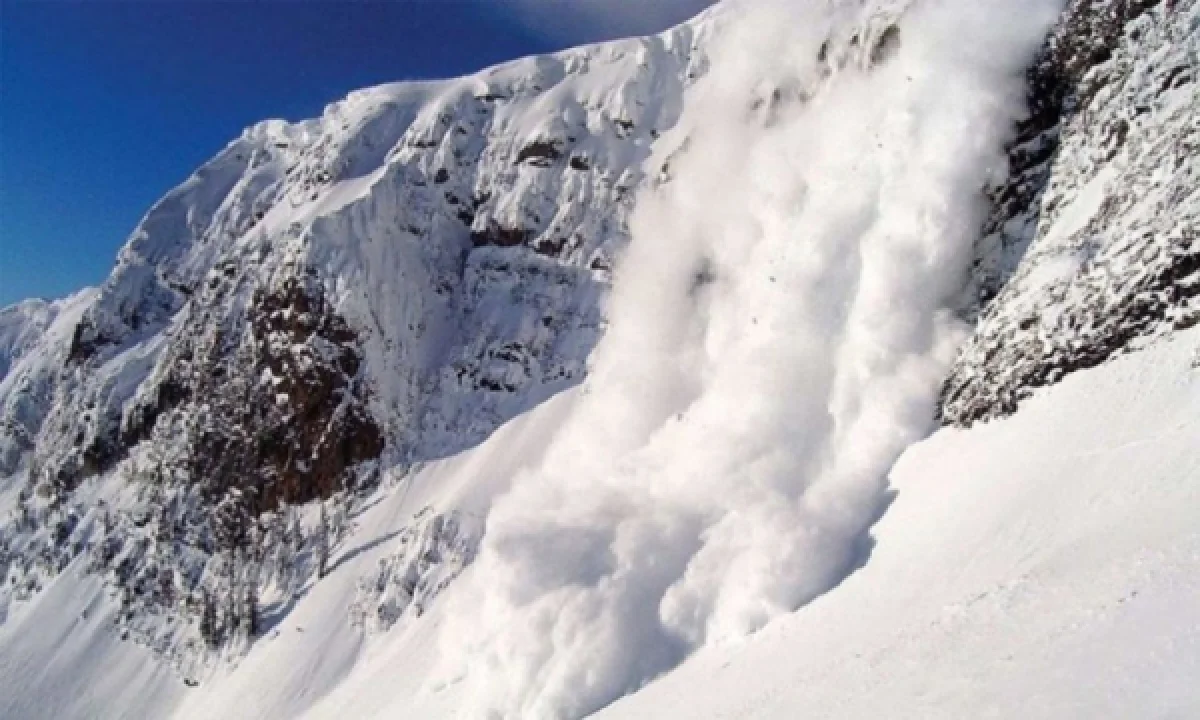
[[4, 319, 1195, 720], [2, 0, 1197, 718], [437, 1, 1058, 716], [209, 306, 1200, 719], [592, 328, 1200, 720], [272, 318, 1200, 720]]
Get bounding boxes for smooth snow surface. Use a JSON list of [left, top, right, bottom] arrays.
[[281, 298, 1200, 720], [591, 327, 1200, 720], [439, 1, 1058, 716], [4, 1, 1198, 719], [0, 570, 183, 720]]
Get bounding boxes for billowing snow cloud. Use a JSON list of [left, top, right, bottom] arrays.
[[442, 0, 1059, 717]]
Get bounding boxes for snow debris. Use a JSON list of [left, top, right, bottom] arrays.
[[441, 1, 1059, 717]]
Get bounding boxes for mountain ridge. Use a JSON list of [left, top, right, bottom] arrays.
[[1, 0, 1197, 717]]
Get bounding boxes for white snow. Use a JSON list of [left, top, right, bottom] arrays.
[[157, 294, 1200, 720], [0, 569, 183, 720], [591, 326, 1200, 720], [2, 0, 1197, 718], [437, 1, 1058, 716]]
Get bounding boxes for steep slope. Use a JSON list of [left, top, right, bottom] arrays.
[[274, 311, 1198, 720], [1, 27, 707, 490], [0, 291, 97, 478], [1, 0, 1197, 718], [590, 324, 1200, 720], [4, 326, 1196, 720], [944, 0, 1199, 423], [0, 15, 713, 669], [436, 1, 1059, 715]]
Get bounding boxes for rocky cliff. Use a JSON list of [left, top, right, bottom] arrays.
[[0, 0, 1195, 692]]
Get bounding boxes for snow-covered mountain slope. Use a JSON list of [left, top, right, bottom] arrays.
[[279, 319, 1200, 720], [5, 300, 1195, 720], [1, 0, 1197, 718], [0, 15, 707, 488], [592, 325, 1200, 720], [943, 0, 1199, 423], [0, 10, 716, 670]]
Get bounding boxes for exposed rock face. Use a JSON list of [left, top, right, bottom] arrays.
[[0, 0, 1194, 684], [0, 15, 710, 666], [942, 0, 1198, 425], [169, 270, 383, 512]]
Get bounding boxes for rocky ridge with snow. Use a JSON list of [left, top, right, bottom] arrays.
[[0, 11, 714, 672], [0, 0, 1197, 715], [943, 0, 1198, 424]]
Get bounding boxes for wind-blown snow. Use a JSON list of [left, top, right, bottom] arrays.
[[11, 1, 1197, 719], [441, 1, 1059, 717]]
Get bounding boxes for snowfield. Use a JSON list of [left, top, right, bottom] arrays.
[[269, 327, 1200, 720], [3, 314, 1195, 720], [592, 328, 1200, 720], [1, 0, 1198, 717]]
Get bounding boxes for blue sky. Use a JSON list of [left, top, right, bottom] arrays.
[[0, 0, 712, 306]]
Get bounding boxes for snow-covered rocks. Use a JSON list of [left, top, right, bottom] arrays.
[[0, 0, 1197, 718], [349, 508, 475, 634], [0, 14, 717, 666], [943, 0, 1200, 425]]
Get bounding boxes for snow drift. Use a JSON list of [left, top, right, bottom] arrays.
[[441, 1, 1060, 717], [11, 0, 1197, 718]]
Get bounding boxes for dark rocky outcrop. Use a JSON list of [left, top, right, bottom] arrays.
[[941, 0, 1195, 426], [471, 222, 530, 249], [515, 139, 564, 167], [185, 272, 383, 513]]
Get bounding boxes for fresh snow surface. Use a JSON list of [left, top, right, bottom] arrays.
[[2, 0, 1197, 718], [8, 320, 1188, 720], [212, 319, 1200, 720], [436, 1, 1059, 716], [44, 291, 1188, 720], [591, 328, 1200, 720]]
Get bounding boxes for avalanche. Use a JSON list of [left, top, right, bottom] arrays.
[[440, 1, 1057, 717], [1, 0, 1198, 718]]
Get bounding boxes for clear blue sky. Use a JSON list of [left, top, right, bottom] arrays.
[[0, 0, 711, 307]]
